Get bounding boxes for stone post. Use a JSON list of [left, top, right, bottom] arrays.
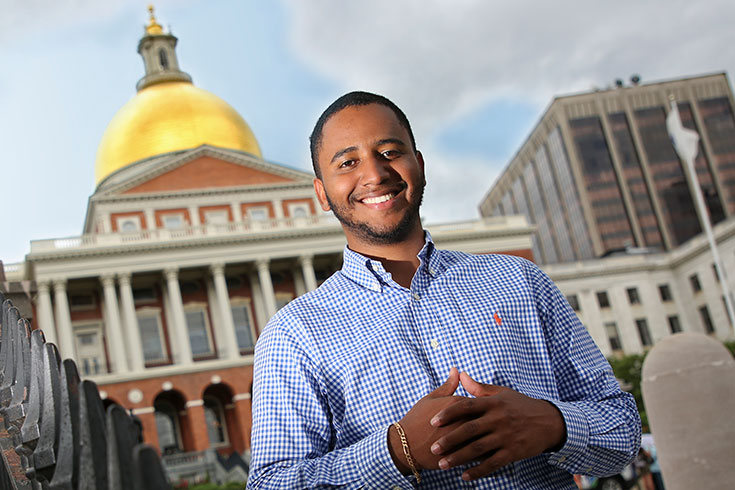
[[641, 332, 735, 489]]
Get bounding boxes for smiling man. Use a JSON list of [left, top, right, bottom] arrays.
[[247, 92, 641, 489]]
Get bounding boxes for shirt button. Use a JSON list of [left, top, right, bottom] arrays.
[[558, 455, 567, 463], [412, 292, 420, 301], [428, 268, 436, 276], [430, 339, 439, 349]]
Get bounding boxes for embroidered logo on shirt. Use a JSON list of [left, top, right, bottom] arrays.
[[494, 311, 502, 326]]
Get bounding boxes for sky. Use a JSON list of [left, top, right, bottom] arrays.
[[1, 0, 734, 264]]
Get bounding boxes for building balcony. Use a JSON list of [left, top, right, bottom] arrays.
[[29, 215, 342, 255]]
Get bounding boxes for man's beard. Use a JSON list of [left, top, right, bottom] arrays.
[[325, 184, 424, 245]]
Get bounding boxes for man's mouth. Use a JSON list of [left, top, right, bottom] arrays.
[[361, 193, 395, 204]]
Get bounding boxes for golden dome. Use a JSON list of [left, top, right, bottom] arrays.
[[95, 81, 262, 184]]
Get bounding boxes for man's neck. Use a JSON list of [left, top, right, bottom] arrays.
[[347, 228, 425, 289]]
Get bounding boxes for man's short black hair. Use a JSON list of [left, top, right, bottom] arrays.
[[309, 91, 417, 178]]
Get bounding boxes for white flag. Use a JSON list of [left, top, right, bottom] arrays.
[[666, 101, 700, 162]]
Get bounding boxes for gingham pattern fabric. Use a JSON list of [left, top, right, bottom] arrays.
[[248, 234, 641, 489]]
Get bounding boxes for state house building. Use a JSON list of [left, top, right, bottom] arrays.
[[1, 9, 533, 481]]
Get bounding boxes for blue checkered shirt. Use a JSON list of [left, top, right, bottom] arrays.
[[248, 234, 641, 489]]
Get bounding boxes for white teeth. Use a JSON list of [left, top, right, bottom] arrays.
[[362, 193, 394, 204]]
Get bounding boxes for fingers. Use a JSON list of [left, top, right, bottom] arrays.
[[431, 416, 498, 458], [434, 431, 502, 470], [460, 450, 512, 481], [430, 395, 491, 427], [459, 371, 501, 397], [428, 367, 459, 398]]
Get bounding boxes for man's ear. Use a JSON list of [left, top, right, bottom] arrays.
[[313, 178, 331, 211], [416, 150, 426, 186]]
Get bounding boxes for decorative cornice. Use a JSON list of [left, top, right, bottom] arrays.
[[97, 145, 313, 198]]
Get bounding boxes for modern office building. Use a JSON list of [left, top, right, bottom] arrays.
[[480, 73, 735, 264], [0, 8, 534, 484], [479, 73, 735, 351]]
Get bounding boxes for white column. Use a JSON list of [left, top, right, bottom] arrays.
[[256, 259, 277, 319], [273, 200, 285, 220], [52, 279, 75, 360], [101, 274, 129, 373], [164, 268, 193, 365], [299, 255, 318, 292], [101, 212, 112, 233], [189, 206, 201, 227], [144, 209, 156, 230], [248, 272, 267, 331], [36, 280, 57, 345], [118, 273, 145, 371], [231, 202, 243, 222], [210, 263, 240, 359]]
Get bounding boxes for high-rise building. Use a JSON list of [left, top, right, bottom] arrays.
[[480, 73, 735, 264], [1, 8, 533, 484]]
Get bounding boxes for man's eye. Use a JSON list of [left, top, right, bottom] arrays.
[[339, 159, 356, 168], [381, 150, 400, 159]]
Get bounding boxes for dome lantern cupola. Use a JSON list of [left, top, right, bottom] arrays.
[[136, 5, 192, 91], [94, 6, 262, 186]]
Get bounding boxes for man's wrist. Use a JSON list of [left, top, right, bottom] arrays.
[[387, 423, 413, 475], [543, 400, 568, 452]]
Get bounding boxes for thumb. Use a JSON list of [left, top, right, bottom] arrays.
[[460, 371, 501, 397], [428, 367, 459, 398]]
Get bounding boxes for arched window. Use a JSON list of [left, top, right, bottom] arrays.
[[203, 396, 227, 445], [159, 48, 169, 69], [154, 400, 182, 454]]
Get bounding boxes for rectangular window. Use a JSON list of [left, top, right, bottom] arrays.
[[658, 284, 672, 302], [275, 293, 294, 311], [566, 294, 580, 312], [712, 263, 720, 282], [69, 292, 96, 310], [597, 291, 610, 308], [231, 304, 255, 351], [74, 324, 107, 376], [204, 210, 229, 224], [162, 214, 184, 229], [247, 207, 269, 221], [626, 287, 641, 305], [133, 286, 157, 303], [185, 310, 213, 357], [605, 322, 622, 351], [137, 314, 167, 363], [699, 305, 715, 334], [690, 273, 702, 293], [635, 318, 653, 346], [668, 315, 682, 334]]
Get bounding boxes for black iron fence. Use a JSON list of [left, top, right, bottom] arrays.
[[0, 292, 172, 489]]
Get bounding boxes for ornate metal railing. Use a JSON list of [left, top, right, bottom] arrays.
[[0, 292, 171, 489]]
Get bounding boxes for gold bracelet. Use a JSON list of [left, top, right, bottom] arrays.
[[393, 421, 421, 483]]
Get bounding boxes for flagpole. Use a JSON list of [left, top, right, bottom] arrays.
[[668, 95, 735, 335]]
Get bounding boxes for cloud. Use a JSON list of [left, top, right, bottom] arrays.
[[285, 0, 735, 222], [286, 0, 735, 136]]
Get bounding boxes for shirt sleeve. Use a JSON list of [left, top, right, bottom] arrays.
[[246, 313, 414, 490], [522, 260, 642, 477]]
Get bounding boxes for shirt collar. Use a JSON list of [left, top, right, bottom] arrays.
[[340, 231, 443, 291]]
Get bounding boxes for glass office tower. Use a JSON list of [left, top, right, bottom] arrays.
[[480, 73, 735, 264]]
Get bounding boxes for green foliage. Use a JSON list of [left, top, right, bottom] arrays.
[[607, 352, 648, 430], [724, 340, 735, 359]]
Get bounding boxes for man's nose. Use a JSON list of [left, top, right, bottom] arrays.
[[360, 156, 391, 184]]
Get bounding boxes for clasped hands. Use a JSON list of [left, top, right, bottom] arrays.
[[388, 367, 566, 482]]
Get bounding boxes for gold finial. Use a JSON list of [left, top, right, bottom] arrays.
[[146, 4, 164, 35]]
